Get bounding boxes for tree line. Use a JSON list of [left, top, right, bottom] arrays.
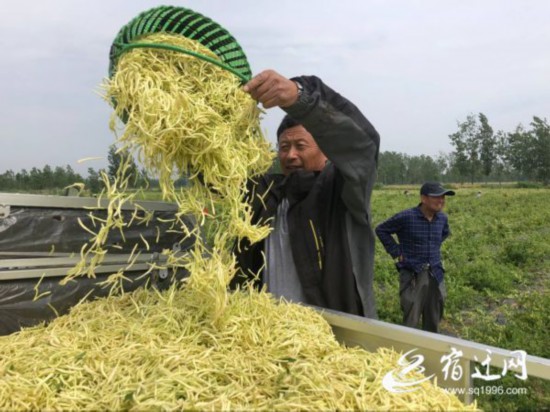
[[379, 114, 550, 185], [0, 165, 100, 193], [1, 115, 549, 193], [0, 145, 182, 194], [0, 146, 137, 194]]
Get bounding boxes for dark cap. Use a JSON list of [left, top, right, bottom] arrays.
[[420, 182, 456, 197]]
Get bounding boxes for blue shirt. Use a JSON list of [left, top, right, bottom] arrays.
[[375, 206, 450, 283]]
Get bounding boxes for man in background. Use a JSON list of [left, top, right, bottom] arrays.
[[375, 182, 455, 332]]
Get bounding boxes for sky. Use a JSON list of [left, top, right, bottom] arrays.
[[1, 0, 549, 175]]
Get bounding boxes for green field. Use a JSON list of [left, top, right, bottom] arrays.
[[371, 186, 550, 410]]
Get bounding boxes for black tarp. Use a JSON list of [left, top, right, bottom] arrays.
[[0, 269, 187, 335], [0, 206, 193, 254], [0, 204, 197, 335]]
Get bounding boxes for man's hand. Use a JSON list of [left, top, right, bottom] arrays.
[[243, 70, 299, 109]]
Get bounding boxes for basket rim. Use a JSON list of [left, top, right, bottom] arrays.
[[108, 5, 252, 81]]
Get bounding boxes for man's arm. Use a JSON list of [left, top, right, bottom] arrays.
[[442, 215, 451, 242], [375, 214, 403, 259], [244, 70, 380, 225]]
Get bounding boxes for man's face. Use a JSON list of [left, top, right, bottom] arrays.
[[278, 125, 328, 175], [421, 194, 446, 213]]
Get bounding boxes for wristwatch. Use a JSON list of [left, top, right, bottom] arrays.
[[293, 80, 304, 100]]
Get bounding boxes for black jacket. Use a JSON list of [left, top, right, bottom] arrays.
[[232, 76, 380, 317]]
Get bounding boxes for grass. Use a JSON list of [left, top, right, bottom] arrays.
[[371, 186, 550, 410]]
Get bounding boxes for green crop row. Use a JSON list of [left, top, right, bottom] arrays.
[[372, 187, 550, 410]]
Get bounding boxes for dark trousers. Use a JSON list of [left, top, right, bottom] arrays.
[[399, 267, 446, 333]]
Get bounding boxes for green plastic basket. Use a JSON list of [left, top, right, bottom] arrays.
[[109, 5, 252, 82]]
